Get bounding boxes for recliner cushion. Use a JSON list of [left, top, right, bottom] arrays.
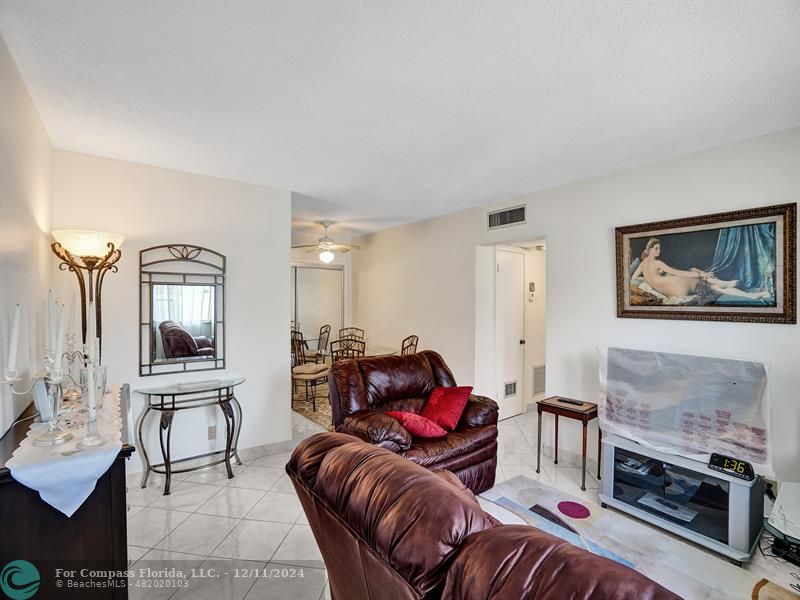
[[360, 353, 437, 406], [402, 425, 498, 467], [443, 525, 681, 600], [422, 386, 473, 430], [159, 320, 199, 358], [313, 440, 494, 597]]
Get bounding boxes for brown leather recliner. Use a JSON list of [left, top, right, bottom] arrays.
[[328, 350, 498, 494], [286, 432, 680, 600], [158, 320, 214, 359]]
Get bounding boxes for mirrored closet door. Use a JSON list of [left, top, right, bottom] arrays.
[[291, 265, 344, 343]]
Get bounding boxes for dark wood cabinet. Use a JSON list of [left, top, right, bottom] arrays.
[[0, 385, 134, 599]]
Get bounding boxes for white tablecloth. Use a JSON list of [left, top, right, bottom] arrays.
[[4, 384, 124, 517]]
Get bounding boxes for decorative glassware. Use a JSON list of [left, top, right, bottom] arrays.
[[79, 365, 105, 409], [98, 364, 108, 396], [61, 333, 84, 402], [2, 367, 19, 382], [77, 359, 104, 449], [32, 374, 74, 447], [77, 413, 104, 448]]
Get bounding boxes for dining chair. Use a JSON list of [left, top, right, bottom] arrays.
[[302, 324, 332, 364], [338, 327, 365, 340], [401, 335, 419, 355], [291, 332, 329, 411], [316, 324, 331, 362], [337, 337, 358, 351], [330, 339, 366, 363], [291, 330, 311, 364]]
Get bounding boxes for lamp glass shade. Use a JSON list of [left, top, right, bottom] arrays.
[[52, 230, 125, 257], [318, 250, 335, 264]]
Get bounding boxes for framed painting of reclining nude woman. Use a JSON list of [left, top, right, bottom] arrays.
[[616, 203, 796, 323]]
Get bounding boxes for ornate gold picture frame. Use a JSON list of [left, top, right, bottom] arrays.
[[616, 203, 796, 323]]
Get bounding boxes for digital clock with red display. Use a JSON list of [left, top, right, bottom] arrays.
[[708, 453, 755, 481]]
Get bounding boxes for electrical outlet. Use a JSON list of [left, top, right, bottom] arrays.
[[208, 426, 216, 441]]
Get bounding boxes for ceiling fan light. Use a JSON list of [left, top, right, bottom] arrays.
[[319, 249, 335, 264]]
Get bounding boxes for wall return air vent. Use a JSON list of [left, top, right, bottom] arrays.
[[488, 205, 526, 230], [533, 364, 546, 396]]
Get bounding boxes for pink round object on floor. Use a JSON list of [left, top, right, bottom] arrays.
[[557, 501, 590, 519]]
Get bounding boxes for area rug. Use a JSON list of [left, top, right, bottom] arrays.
[[484, 480, 633, 567], [481, 475, 761, 599], [291, 382, 334, 431]]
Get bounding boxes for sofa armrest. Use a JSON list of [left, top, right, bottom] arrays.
[[194, 336, 214, 349], [459, 394, 499, 428], [338, 411, 412, 452]]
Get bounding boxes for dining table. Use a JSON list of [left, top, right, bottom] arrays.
[[364, 346, 398, 357]]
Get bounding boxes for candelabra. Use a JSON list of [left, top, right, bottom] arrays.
[[2, 337, 106, 447], [2, 365, 75, 447]]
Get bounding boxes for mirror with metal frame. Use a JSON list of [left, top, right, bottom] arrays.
[[139, 244, 225, 376]]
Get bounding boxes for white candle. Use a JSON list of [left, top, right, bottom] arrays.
[[86, 361, 96, 420], [43, 300, 51, 352], [67, 292, 77, 336], [86, 301, 96, 361], [7, 304, 20, 370], [47, 290, 56, 352], [54, 304, 65, 362]]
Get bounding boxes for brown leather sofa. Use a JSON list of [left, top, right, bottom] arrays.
[[286, 432, 680, 600], [328, 350, 498, 494], [158, 320, 214, 359]]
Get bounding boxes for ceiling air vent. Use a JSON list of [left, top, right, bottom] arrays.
[[488, 205, 526, 230]]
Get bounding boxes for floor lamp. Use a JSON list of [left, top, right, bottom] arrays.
[[51, 229, 124, 362]]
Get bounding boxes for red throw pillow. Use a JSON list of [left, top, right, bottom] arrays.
[[385, 411, 447, 438], [421, 386, 473, 431]]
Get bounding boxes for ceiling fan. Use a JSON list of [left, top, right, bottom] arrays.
[[291, 221, 361, 264]]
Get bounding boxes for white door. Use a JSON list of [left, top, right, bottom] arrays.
[[495, 249, 525, 420]]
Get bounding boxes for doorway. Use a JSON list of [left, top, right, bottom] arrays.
[[474, 240, 546, 420]]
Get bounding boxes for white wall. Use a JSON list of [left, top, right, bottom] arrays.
[[354, 210, 480, 365], [52, 151, 292, 470], [0, 35, 52, 433], [353, 128, 800, 479]]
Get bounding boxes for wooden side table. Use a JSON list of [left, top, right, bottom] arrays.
[[535, 396, 600, 491]]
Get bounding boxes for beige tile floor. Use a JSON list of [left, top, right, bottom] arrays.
[[125, 410, 796, 599]]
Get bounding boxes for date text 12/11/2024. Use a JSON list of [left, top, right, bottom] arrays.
[[192, 567, 306, 579]]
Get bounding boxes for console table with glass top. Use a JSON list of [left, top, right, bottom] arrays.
[[135, 377, 244, 494]]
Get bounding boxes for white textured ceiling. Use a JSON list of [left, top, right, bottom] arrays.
[[1, 1, 798, 240]]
